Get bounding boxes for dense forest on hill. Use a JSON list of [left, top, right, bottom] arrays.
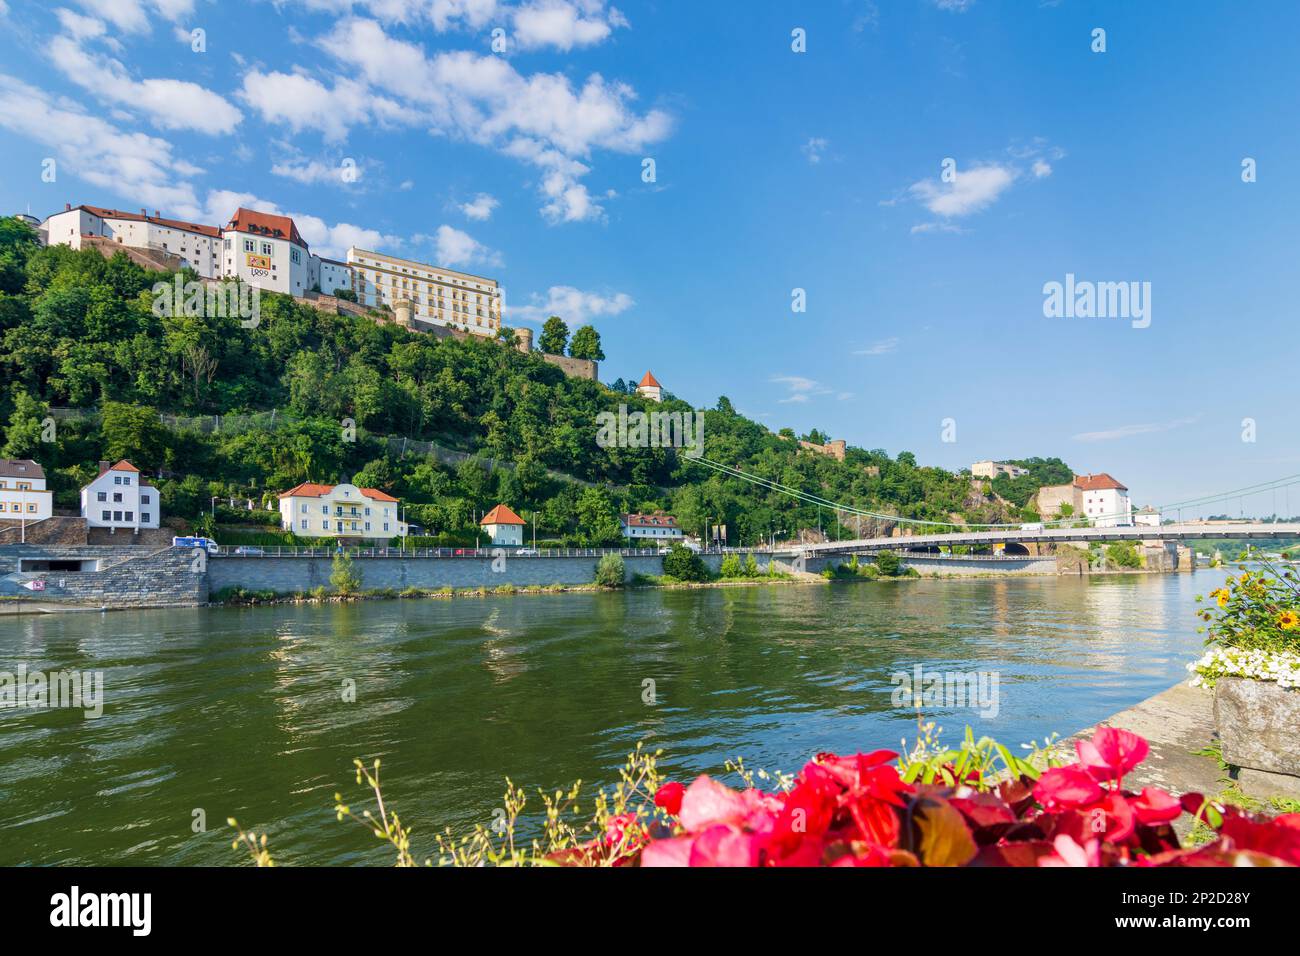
[[0, 217, 1050, 545]]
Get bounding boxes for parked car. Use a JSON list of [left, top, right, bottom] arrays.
[[516, 548, 538, 556], [172, 536, 219, 554], [233, 546, 265, 555]]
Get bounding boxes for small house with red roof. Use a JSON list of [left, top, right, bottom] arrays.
[[223, 207, 314, 296], [278, 481, 406, 541], [620, 512, 683, 545], [480, 503, 526, 547], [636, 370, 663, 403], [1034, 472, 1133, 528], [81, 460, 160, 532]]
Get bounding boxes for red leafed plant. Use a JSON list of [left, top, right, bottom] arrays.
[[622, 727, 1299, 868]]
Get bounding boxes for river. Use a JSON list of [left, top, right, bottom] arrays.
[[0, 572, 1219, 865]]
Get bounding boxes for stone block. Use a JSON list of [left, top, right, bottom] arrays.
[[1215, 676, 1300, 778]]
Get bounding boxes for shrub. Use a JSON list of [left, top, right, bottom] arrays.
[[330, 552, 361, 595], [1106, 542, 1143, 569], [719, 553, 742, 578], [661, 544, 709, 582], [743, 553, 759, 577], [595, 553, 626, 587], [875, 550, 902, 577]]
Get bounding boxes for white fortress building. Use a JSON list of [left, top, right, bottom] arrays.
[[39, 202, 501, 337]]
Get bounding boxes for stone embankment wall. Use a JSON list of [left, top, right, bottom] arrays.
[[207, 551, 822, 594], [0, 545, 207, 607]]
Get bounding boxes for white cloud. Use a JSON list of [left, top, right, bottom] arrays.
[[430, 0, 501, 30], [801, 136, 829, 164], [270, 151, 364, 186], [459, 192, 499, 220], [933, 0, 975, 10], [238, 68, 414, 142], [48, 33, 242, 135], [854, 337, 899, 356], [432, 224, 502, 268], [910, 164, 1016, 218], [0, 73, 204, 217], [771, 375, 832, 404], [198, 188, 397, 259], [71, 0, 194, 33], [512, 0, 628, 52], [1031, 159, 1052, 178], [303, 17, 671, 221], [1072, 418, 1198, 443], [510, 285, 633, 324]]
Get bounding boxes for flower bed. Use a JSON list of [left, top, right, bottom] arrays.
[[229, 728, 1300, 867]]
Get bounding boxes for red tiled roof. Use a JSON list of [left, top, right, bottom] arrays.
[[638, 371, 661, 388], [80, 205, 221, 239], [0, 459, 45, 480], [278, 482, 400, 502], [621, 513, 678, 529], [225, 207, 307, 248], [1074, 473, 1128, 491], [481, 504, 525, 526], [95, 460, 141, 477]]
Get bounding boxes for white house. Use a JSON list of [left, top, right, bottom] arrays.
[[621, 513, 683, 544], [0, 459, 53, 524], [81, 460, 161, 531], [41, 204, 222, 277], [318, 258, 353, 297], [1076, 473, 1133, 528], [1134, 506, 1162, 528], [279, 482, 405, 541], [221, 208, 314, 296], [636, 371, 663, 403], [480, 504, 525, 546]]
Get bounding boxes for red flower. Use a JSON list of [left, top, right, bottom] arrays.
[[1032, 764, 1104, 811], [1131, 787, 1183, 825], [1039, 834, 1101, 867], [1075, 727, 1149, 785], [654, 781, 686, 816], [1218, 812, 1300, 865]]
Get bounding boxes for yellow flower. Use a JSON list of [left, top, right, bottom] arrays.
[[1279, 610, 1299, 630], [1240, 573, 1250, 583], [1217, 592, 1230, 608]]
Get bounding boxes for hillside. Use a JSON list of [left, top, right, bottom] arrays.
[[0, 217, 1044, 546]]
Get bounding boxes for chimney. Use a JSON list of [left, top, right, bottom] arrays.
[[141, 208, 147, 216], [154, 210, 160, 217], [64, 202, 71, 211], [98, 460, 109, 474]]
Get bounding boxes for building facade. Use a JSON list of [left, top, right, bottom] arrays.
[[0, 459, 53, 523], [80, 460, 161, 531], [1035, 473, 1133, 527], [279, 482, 406, 541], [221, 208, 314, 296], [480, 504, 525, 546], [971, 460, 1029, 480], [349, 247, 501, 336], [636, 371, 663, 403], [42, 204, 222, 278], [621, 513, 683, 543]]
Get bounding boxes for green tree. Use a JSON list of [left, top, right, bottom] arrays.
[[576, 486, 621, 546], [594, 553, 625, 587], [101, 401, 168, 470], [875, 550, 902, 576], [331, 551, 361, 594], [662, 544, 709, 582], [719, 553, 742, 578], [568, 325, 605, 361], [539, 315, 569, 355]]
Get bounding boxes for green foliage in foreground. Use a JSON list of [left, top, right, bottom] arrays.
[[594, 553, 625, 588]]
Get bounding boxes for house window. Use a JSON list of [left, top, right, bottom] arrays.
[[383, 523, 389, 532], [97, 491, 107, 502], [114, 476, 122, 485], [102, 510, 110, 520], [141, 494, 150, 504], [113, 511, 122, 521], [365, 522, 371, 531], [301, 503, 308, 513], [141, 512, 150, 522], [113, 493, 122, 503], [125, 512, 133, 521], [27, 504, 36, 513], [291, 249, 300, 264], [300, 520, 307, 529], [243, 239, 254, 252], [260, 242, 272, 256]]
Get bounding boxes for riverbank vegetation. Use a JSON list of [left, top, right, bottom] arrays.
[[0, 219, 1068, 548], [822, 552, 920, 581], [229, 726, 1300, 867]]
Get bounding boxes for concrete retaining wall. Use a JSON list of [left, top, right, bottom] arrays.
[[0, 545, 207, 606]]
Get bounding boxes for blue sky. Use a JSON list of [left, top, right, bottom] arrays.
[[1, 0, 1298, 514]]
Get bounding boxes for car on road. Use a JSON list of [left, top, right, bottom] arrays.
[[233, 546, 265, 555], [1019, 522, 1044, 532], [516, 548, 539, 556]]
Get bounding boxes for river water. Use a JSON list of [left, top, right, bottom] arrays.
[[0, 572, 1219, 865]]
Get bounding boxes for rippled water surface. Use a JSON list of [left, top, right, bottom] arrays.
[[0, 573, 1215, 865]]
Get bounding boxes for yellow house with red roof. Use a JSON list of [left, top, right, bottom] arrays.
[[279, 481, 407, 541]]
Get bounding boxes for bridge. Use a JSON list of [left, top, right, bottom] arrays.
[[781, 523, 1300, 557]]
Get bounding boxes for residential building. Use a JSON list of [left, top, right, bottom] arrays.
[[0, 459, 53, 523], [480, 503, 526, 546], [80, 460, 161, 531], [221, 208, 313, 296], [621, 513, 683, 544], [636, 371, 663, 403], [971, 460, 1029, 480], [1035, 473, 1133, 527], [348, 247, 501, 336], [278, 482, 406, 541], [318, 257, 353, 297], [1134, 506, 1162, 527], [41, 203, 222, 277]]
